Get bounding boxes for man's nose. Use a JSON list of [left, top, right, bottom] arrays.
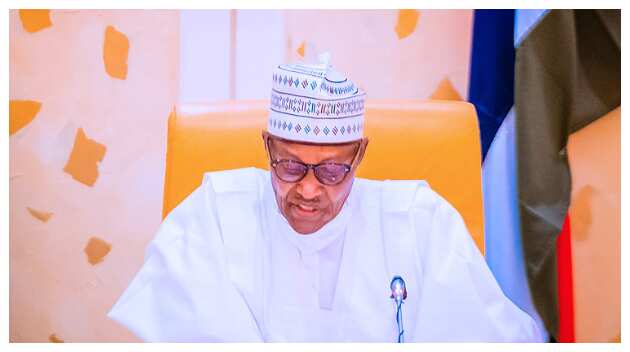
[[296, 169, 322, 200]]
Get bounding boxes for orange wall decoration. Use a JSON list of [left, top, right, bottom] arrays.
[[296, 40, 305, 57], [18, 9, 53, 33], [430, 77, 463, 101], [10, 10, 178, 342], [9, 99, 42, 136], [48, 333, 64, 343], [103, 25, 130, 80], [26, 206, 54, 222], [62, 128, 107, 187], [84, 237, 113, 265], [395, 9, 420, 39]]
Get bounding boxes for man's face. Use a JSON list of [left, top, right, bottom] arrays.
[[264, 133, 367, 234]]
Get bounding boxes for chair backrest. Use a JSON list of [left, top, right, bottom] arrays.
[[163, 100, 484, 253]]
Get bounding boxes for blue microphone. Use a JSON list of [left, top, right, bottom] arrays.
[[390, 276, 407, 343]]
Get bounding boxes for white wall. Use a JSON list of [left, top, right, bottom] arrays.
[[235, 10, 286, 100], [179, 10, 286, 103], [179, 10, 231, 103]]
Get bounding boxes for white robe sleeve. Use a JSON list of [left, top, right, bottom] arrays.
[[107, 175, 263, 342], [411, 188, 543, 342]]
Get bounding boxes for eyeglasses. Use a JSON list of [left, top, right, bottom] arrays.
[[266, 137, 358, 186]]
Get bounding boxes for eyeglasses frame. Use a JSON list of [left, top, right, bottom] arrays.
[[264, 134, 362, 186]]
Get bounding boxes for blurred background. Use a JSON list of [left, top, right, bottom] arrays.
[[9, 9, 619, 342]]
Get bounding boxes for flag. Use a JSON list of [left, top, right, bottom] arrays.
[[515, 9, 620, 339], [468, 10, 515, 161], [469, 9, 548, 341]]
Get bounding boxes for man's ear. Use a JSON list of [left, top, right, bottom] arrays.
[[262, 130, 270, 154], [356, 137, 369, 166]]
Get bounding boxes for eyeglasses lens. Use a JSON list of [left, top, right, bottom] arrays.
[[314, 164, 347, 185], [275, 160, 307, 182]]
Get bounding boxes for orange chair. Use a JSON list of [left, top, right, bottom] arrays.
[[162, 100, 484, 253]]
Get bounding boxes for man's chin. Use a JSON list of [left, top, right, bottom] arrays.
[[287, 218, 325, 235]]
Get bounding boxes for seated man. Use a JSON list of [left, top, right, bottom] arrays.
[[108, 61, 542, 342]]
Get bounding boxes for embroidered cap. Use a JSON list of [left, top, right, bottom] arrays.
[[268, 58, 366, 144]]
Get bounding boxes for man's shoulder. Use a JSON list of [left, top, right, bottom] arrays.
[[164, 167, 267, 225], [201, 167, 269, 194], [354, 177, 443, 213]]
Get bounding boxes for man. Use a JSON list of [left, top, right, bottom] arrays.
[[108, 61, 542, 342]]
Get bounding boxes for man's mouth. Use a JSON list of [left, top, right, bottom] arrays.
[[291, 203, 320, 218]]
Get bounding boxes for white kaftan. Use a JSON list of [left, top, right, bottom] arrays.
[[108, 167, 542, 342]]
